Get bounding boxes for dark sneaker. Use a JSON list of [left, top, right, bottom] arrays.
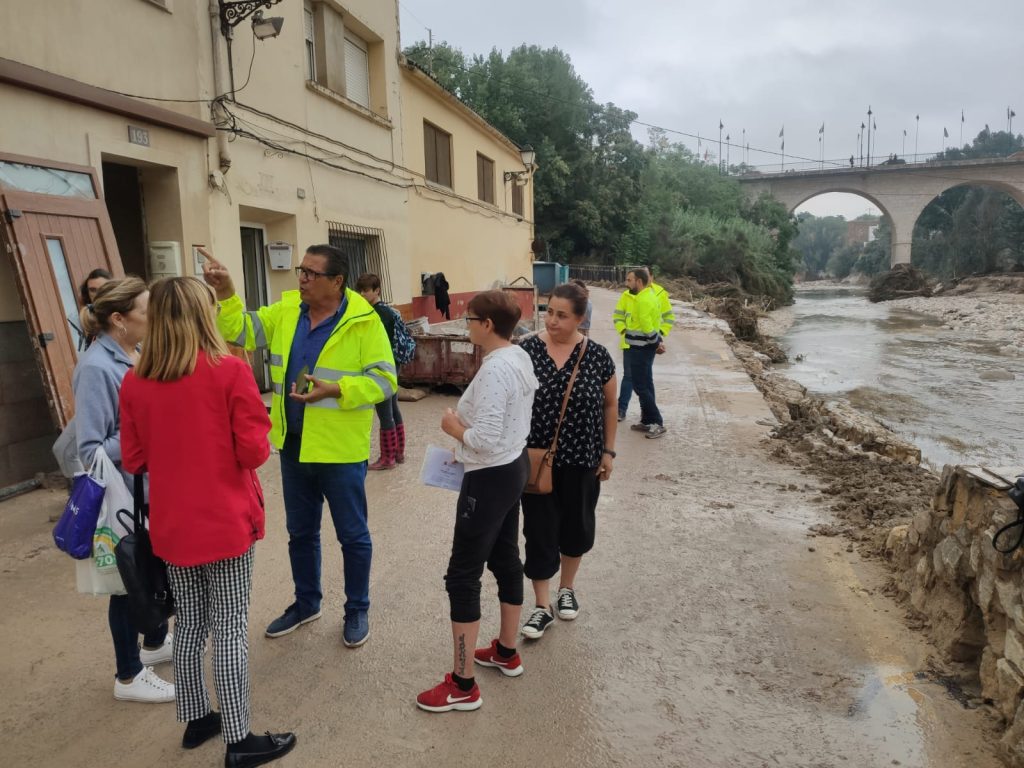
[[521, 606, 554, 639], [617, 410, 626, 422], [265, 604, 322, 638], [556, 587, 580, 620], [645, 424, 668, 439], [474, 639, 524, 677], [416, 673, 482, 712], [630, 422, 652, 432], [343, 611, 369, 647]]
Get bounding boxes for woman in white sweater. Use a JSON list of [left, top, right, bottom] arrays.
[[416, 290, 537, 713]]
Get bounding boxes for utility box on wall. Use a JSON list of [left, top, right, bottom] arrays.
[[148, 241, 182, 279], [266, 241, 293, 270]]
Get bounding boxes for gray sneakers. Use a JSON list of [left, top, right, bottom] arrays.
[[645, 424, 668, 439]]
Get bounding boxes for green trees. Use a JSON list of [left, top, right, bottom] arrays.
[[911, 129, 1024, 276], [403, 41, 799, 303], [791, 213, 848, 279]]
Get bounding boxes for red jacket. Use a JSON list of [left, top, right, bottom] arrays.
[[120, 352, 272, 567]]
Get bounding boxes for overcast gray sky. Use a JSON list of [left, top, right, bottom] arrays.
[[398, 0, 1023, 219]]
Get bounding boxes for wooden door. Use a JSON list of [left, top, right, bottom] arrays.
[[1, 186, 122, 427]]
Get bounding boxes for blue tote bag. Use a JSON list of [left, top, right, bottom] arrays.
[[53, 448, 111, 559]]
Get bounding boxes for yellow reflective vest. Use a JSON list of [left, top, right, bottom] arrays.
[[217, 288, 396, 463], [651, 282, 676, 338], [613, 287, 662, 348]]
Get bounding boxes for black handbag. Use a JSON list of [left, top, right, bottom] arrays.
[[114, 475, 175, 634]]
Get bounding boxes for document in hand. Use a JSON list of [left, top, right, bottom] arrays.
[[420, 444, 465, 492]]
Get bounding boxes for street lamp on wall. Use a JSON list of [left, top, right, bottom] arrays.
[[218, 0, 285, 37], [503, 145, 536, 184]]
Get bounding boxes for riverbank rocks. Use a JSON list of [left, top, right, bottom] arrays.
[[887, 464, 1024, 765]]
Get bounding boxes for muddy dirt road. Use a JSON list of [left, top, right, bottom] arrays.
[[0, 288, 1003, 767]]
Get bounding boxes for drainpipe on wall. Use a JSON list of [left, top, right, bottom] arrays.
[[209, 0, 232, 173]]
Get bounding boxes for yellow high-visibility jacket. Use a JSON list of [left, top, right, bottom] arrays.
[[217, 288, 396, 463], [651, 281, 676, 338], [614, 287, 662, 348], [612, 290, 634, 350]]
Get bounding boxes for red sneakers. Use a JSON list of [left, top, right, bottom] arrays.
[[473, 639, 524, 677], [415, 673, 482, 713]]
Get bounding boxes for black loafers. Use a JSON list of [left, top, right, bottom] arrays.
[[224, 732, 297, 768], [183, 711, 222, 749]]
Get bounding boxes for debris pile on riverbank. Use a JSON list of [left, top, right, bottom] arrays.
[[943, 273, 1024, 296], [891, 291, 1024, 353], [868, 263, 934, 302], [704, 298, 788, 362], [729, 335, 936, 551]]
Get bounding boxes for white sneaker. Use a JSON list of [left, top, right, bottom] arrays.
[[114, 666, 175, 703], [139, 631, 173, 666]]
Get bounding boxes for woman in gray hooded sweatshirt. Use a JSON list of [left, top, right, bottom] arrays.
[[73, 276, 174, 704], [416, 290, 537, 713]]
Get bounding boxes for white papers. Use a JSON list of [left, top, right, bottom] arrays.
[[420, 444, 465, 492]]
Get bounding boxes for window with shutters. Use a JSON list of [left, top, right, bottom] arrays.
[[424, 121, 452, 188], [512, 183, 524, 216], [344, 35, 370, 109], [476, 153, 495, 204], [304, 5, 316, 81]]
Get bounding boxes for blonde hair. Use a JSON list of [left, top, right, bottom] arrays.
[[79, 276, 148, 337], [136, 277, 227, 381]]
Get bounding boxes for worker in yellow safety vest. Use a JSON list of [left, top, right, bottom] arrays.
[[201, 244, 396, 649], [614, 267, 674, 424], [613, 267, 667, 439]]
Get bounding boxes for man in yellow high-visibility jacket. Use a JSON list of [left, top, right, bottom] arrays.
[[615, 268, 666, 438], [614, 267, 674, 423], [202, 244, 396, 648]]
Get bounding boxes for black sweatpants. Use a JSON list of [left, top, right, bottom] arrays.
[[444, 450, 529, 623]]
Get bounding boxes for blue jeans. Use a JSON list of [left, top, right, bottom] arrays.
[[109, 594, 168, 680], [617, 347, 635, 415], [280, 435, 372, 616], [629, 344, 662, 426]]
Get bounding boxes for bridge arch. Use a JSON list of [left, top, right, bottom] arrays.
[[738, 158, 1024, 267]]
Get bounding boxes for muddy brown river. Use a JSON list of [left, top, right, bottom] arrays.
[[780, 287, 1024, 470]]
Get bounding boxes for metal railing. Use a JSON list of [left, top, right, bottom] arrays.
[[567, 264, 642, 283]]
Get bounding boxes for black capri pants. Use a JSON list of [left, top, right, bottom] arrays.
[[521, 465, 601, 581], [444, 450, 529, 623]]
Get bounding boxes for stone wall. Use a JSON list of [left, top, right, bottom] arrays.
[[887, 465, 1024, 765]]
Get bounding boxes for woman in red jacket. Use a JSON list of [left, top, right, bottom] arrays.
[[120, 277, 296, 768]]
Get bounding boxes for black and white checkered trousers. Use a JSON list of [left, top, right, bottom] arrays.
[[166, 545, 254, 744]]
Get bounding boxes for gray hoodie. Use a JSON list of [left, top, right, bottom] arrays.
[[455, 345, 538, 472]]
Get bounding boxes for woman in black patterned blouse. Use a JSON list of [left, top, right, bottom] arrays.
[[518, 282, 617, 640]]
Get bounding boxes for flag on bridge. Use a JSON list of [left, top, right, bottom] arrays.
[[719, 120, 723, 130], [943, 127, 949, 138], [961, 110, 965, 123], [778, 126, 784, 138], [819, 123, 824, 134]]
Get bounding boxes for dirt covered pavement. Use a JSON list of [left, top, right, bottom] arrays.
[[0, 288, 1004, 767]]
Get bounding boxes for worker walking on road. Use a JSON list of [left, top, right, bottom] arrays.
[[618, 268, 666, 438], [201, 245, 396, 649]]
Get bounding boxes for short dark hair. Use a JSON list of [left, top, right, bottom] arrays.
[[355, 273, 381, 293], [305, 244, 349, 287], [628, 267, 650, 285], [550, 282, 589, 318], [467, 290, 521, 339]]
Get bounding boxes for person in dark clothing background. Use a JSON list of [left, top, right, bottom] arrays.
[[356, 273, 406, 470], [433, 272, 451, 320]]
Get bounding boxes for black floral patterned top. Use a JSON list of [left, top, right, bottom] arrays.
[[520, 333, 616, 469]]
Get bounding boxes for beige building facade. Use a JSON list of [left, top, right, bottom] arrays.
[[0, 0, 535, 487]]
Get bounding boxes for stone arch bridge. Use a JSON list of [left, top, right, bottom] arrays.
[[738, 157, 1024, 265]]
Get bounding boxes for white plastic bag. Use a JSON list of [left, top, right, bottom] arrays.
[[75, 453, 133, 596]]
